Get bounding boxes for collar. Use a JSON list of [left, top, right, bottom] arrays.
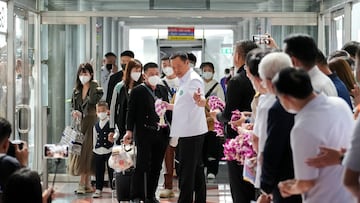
[[179, 68, 192, 85], [99, 118, 109, 126]]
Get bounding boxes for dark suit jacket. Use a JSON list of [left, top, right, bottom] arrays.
[[261, 99, 302, 203], [216, 65, 255, 139], [106, 71, 123, 106], [126, 83, 170, 143]]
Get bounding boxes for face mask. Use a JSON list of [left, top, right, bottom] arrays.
[[225, 73, 231, 77], [79, 75, 91, 85], [148, 75, 160, 86], [202, 72, 213, 80], [131, 72, 141, 81], [163, 67, 174, 76], [97, 112, 107, 120]]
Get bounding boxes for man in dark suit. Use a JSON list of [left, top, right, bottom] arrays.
[[212, 40, 258, 203], [106, 50, 134, 105], [124, 62, 170, 203]]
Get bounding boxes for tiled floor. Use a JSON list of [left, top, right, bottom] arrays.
[[52, 163, 234, 203]]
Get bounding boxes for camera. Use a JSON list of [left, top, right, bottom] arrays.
[[253, 34, 270, 45], [7, 140, 24, 157], [43, 144, 69, 159]]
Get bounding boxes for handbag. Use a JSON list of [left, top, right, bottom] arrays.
[[108, 141, 137, 172], [59, 117, 84, 155]]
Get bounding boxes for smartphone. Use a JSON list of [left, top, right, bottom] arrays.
[[252, 34, 270, 45], [7, 140, 24, 157], [106, 64, 113, 71], [43, 144, 69, 159]]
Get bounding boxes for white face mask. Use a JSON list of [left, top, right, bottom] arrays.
[[148, 75, 160, 86], [130, 72, 141, 81], [225, 73, 231, 78], [97, 112, 107, 120], [202, 72, 213, 80], [79, 75, 91, 85], [163, 67, 174, 76]]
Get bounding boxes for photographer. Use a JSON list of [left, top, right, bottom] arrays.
[[0, 117, 28, 192]]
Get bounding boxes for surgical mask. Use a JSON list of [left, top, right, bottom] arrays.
[[163, 67, 174, 76], [79, 75, 91, 85], [148, 75, 160, 86], [130, 72, 141, 81], [225, 73, 231, 78], [97, 112, 107, 120], [202, 72, 213, 80]]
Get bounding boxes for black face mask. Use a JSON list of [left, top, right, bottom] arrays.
[[105, 64, 112, 71], [121, 64, 126, 70]]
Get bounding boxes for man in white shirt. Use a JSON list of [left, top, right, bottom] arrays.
[[166, 52, 208, 203], [274, 68, 354, 203], [283, 34, 337, 96], [100, 52, 117, 101]]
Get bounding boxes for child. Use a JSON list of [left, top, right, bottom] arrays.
[[92, 101, 114, 198]]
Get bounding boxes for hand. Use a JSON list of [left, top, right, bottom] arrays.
[[278, 179, 296, 198], [123, 131, 133, 145], [163, 101, 173, 111], [15, 141, 29, 167], [229, 116, 247, 128], [352, 84, 360, 107], [305, 146, 346, 168], [266, 34, 279, 49], [193, 88, 202, 104], [42, 187, 54, 203], [71, 110, 82, 119], [108, 132, 115, 143], [256, 194, 271, 203], [209, 109, 220, 120]]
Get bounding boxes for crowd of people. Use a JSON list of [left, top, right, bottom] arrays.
[[2, 34, 360, 203]]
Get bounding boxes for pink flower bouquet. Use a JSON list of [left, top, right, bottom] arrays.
[[230, 110, 242, 131], [222, 130, 256, 165], [207, 96, 225, 136], [155, 99, 167, 127]]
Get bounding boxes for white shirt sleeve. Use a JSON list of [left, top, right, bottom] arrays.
[[93, 126, 97, 150], [188, 79, 205, 102], [343, 118, 360, 171], [109, 88, 118, 129], [291, 126, 320, 180]]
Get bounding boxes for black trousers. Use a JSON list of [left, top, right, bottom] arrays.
[[227, 160, 255, 203], [203, 131, 221, 176], [93, 152, 114, 190], [178, 134, 206, 203], [130, 130, 168, 200]]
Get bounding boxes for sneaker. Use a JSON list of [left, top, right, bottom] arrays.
[[76, 185, 85, 194], [85, 186, 94, 193], [207, 173, 216, 179], [159, 189, 175, 198], [92, 189, 102, 198]]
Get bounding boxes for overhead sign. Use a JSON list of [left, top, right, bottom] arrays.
[[168, 27, 195, 40]]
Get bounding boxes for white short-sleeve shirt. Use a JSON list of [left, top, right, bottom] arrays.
[[291, 94, 354, 203], [253, 93, 276, 187], [170, 68, 208, 138], [343, 117, 360, 171], [308, 66, 337, 97]]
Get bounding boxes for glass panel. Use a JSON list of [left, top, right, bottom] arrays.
[[333, 14, 344, 50], [41, 23, 86, 173], [351, 2, 360, 41], [270, 25, 318, 49], [0, 33, 6, 117]]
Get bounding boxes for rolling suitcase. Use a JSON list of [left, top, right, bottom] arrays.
[[114, 168, 134, 201]]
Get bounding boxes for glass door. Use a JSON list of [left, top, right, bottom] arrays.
[[13, 8, 38, 169]]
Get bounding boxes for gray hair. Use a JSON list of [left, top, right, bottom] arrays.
[[259, 52, 293, 81]]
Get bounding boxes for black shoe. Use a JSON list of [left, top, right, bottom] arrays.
[[145, 197, 160, 203]]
